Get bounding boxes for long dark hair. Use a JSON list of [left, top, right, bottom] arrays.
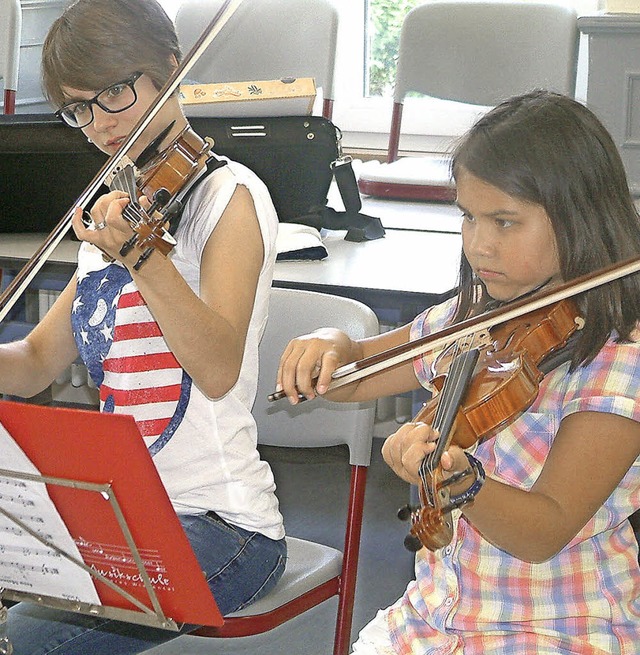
[[451, 90, 640, 367], [42, 0, 181, 108]]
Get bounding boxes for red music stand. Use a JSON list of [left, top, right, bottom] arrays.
[[0, 399, 222, 631]]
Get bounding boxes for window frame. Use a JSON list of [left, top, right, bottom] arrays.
[[330, 0, 596, 153]]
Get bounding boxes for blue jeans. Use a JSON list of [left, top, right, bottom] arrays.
[[6, 512, 286, 655]]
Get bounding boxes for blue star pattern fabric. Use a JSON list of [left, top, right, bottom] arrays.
[[71, 263, 191, 456]]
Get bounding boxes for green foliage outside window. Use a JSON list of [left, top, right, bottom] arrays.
[[367, 0, 421, 97]]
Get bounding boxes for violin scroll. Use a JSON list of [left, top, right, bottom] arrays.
[[398, 461, 474, 552], [398, 504, 454, 552]]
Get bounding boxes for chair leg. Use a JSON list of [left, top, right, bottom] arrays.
[[333, 464, 368, 655], [322, 98, 334, 121], [387, 102, 403, 163]]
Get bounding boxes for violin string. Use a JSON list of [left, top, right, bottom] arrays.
[[430, 340, 460, 436], [422, 349, 465, 502], [422, 335, 480, 504], [110, 165, 148, 228], [121, 165, 138, 198], [124, 205, 144, 227], [108, 169, 140, 226], [431, 336, 471, 446]]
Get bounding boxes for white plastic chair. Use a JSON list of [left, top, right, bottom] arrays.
[[388, 0, 579, 162], [359, 1, 579, 201], [0, 0, 21, 115], [192, 287, 379, 655], [175, 0, 339, 119]]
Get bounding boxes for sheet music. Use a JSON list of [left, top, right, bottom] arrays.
[[0, 421, 101, 605]]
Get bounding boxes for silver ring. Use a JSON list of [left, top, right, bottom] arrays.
[[95, 221, 107, 231]]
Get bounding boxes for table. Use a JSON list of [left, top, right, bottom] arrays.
[[0, 229, 462, 327], [276, 228, 461, 323], [360, 195, 462, 233]]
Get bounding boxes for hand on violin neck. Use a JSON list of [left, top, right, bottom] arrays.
[[382, 422, 441, 486], [382, 421, 475, 492], [72, 190, 147, 268]]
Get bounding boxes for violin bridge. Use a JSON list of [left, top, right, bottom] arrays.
[[105, 156, 137, 188], [471, 329, 492, 349]]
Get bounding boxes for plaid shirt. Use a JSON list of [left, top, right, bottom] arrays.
[[387, 298, 640, 654]]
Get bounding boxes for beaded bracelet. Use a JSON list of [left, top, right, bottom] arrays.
[[448, 452, 486, 510]]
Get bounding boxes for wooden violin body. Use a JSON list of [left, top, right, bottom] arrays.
[[404, 299, 582, 551], [108, 126, 214, 269], [137, 126, 214, 203], [418, 299, 581, 447]]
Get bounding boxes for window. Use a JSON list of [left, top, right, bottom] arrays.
[[330, 0, 598, 153]]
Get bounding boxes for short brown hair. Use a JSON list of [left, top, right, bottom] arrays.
[[42, 0, 181, 108]]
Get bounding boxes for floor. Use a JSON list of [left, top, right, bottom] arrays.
[[148, 421, 416, 655]]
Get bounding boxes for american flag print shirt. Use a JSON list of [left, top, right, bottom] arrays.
[[72, 259, 190, 456], [66, 162, 284, 540], [384, 297, 640, 655]]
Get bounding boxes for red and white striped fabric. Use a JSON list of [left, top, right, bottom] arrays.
[[101, 287, 185, 440], [73, 266, 190, 454]]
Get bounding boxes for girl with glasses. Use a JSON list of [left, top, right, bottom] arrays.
[[2, 0, 286, 652], [55, 71, 144, 129]]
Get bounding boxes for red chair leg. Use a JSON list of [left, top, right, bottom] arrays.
[[323, 98, 334, 121], [387, 102, 403, 163], [333, 464, 368, 655]]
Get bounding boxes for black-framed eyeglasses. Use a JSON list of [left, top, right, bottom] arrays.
[[56, 72, 144, 129]]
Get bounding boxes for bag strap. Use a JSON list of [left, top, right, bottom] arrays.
[[328, 156, 385, 241], [293, 155, 385, 242]]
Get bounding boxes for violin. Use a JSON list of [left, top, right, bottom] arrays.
[[106, 124, 214, 270], [268, 257, 640, 551], [0, 0, 244, 324], [400, 299, 583, 552]]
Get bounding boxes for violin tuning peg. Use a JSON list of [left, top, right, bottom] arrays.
[[153, 187, 171, 205], [133, 248, 154, 271], [150, 187, 171, 213], [403, 533, 423, 552], [119, 235, 138, 258], [163, 199, 182, 220], [397, 504, 417, 522]]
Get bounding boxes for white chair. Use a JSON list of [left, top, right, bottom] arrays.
[[0, 0, 21, 115], [175, 0, 339, 119], [358, 1, 579, 200], [192, 287, 379, 655], [389, 0, 579, 162]]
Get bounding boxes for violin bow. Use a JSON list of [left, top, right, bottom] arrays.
[[0, 0, 245, 324], [322, 254, 640, 393]]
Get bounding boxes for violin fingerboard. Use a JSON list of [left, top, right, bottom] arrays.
[[109, 163, 138, 198], [432, 348, 480, 457]]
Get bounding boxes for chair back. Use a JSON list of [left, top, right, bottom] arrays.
[[387, 0, 579, 161], [0, 0, 22, 114], [394, 1, 578, 106], [254, 288, 378, 466], [175, 0, 339, 118]]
